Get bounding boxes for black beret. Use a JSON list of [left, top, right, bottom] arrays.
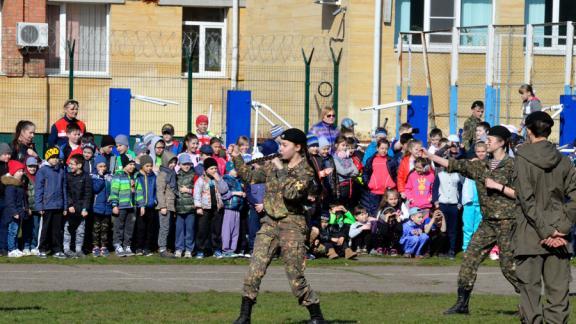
[[280, 128, 307, 146], [525, 111, 554, 128], [487, 126, 511, 141]]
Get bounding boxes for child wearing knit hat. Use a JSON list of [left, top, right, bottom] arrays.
[[36, 146, 68, 259], [194, 157, 229, 259], [22, 157, 40, 256], [196, 115, 214, 148], [221, 161, 245, 258], [91, 155, 113, 258], [3, 160, 27, 258], [109, 153, 137, 257]]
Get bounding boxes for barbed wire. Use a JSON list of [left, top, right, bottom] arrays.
[[6, 27, 338, 64]]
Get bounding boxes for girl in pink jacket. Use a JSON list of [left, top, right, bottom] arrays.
[[404, 157, 435, 210]]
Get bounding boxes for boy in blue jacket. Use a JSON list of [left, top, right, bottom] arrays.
[[135, 155, 157, 256], [91, 155, 112, 257], [36, 147, 68, 259]]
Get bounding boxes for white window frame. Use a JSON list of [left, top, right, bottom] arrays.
[[182, 18, 227, 78], [528, 0, 574, 55], [47, 3, 110, 77], [397, 0, 495, 53]]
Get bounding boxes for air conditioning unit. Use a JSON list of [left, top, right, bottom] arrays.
[[16, 23, 49, 48]]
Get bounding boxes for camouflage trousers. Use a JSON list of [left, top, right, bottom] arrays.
[[458, 219, 520, 292], [243, 214, 320, 306]]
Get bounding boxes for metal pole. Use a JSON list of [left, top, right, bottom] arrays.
[[449, 26, 459, 134], [302, 48, 315, 132], [372, 0, 383, 132], [231, 0, 239, 89], [67, 40, 75, 99], [186, 46, 195, 134], [564, 22, 574, 95], [330, 47, 342, 126]]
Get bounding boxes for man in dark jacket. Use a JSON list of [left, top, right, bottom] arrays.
[[513, 111, 576, 324]]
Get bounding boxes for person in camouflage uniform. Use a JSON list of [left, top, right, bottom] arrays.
[[231, 128, 325, 324], [462, 101, 485, 151], [426, 125, 519, 315]]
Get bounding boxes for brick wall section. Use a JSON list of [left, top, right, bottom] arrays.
[[1, 0, 46, 77]]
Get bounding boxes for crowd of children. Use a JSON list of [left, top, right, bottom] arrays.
[[1, 93, 571, 262]]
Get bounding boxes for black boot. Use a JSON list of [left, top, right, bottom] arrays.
[[307, 303, 325, 324], [233, 296, 255, 324], [444, 286, 472, 315]]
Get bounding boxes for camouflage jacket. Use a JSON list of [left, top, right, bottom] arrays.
[[462, 116, 482, 151], [447, 156, 516, 220], [233, 155, 314, 219]]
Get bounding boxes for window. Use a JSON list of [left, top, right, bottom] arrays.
[[395, 0, 493, 47], [47, 3, 109, 76], [182, 8, 227, 77], [525, 0, 576, 48]]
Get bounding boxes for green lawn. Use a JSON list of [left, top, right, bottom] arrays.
[[0, 291, 536, 323], [0, 253, 503, 267]]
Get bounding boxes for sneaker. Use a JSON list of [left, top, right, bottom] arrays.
[[8, 250, 23, 258], [30, 248, 39, 256], [389, 249, 398, 257], [115, 246, 125, 257], [306, 253, 316, 260], [64, 250, 76, 258], [22, 249, 31, 256], [448, 250, 456, 260], [369, 249, 379, 256], [184, 251, 192, 258], [124, 247, 134, 257], [92, 247, 101, 258], [214, 250, 223, 259], [53, 252, 67, 259], [243, 253, 251, 258], [135, 249, 144, 256], [195, 252, 205, 259], [75, 251, 86, 258], [489, 251, 500, 261], [100, 247, 110, 257], [37, 252, 47, 259], [159, 250, 174, 258], [143, 249, 153, 257], [174, 250, 183, 258]]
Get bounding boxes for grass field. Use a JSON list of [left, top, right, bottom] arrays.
[[0, 291, 538, 323], [0, 253, 503, 267]]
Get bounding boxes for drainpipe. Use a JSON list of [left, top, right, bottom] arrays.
[[231, 0, 239, 89], [372, 0, 383, 132]]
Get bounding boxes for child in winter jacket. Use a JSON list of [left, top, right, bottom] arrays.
[[378, 189, 410, 221], [371, 207, 403, 256], [134, 155, 157, 256], [64, 155, 93, 258], [348, 207, 372, 254], [221, 162, 245, 257], [91, 155, 112, 257], [332, 136, 358, 207], [4, 161, 27, 257], [400, 208, 429, 258], [36, 147, 68, 259], [432, 161, 463, 258], [362, 139, 398, 216], [194, 157, 229, 259], [22, 157, 40, 256], [404, 157, 435, 210], [461, 142, 487, 251], [109, 154, 137, 257], [326, 205, 357, 260], [174, 154, 197, 258], [156, 151, 178, 258], [397, 139, 424, 195]]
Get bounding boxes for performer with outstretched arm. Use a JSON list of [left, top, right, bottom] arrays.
[[424, 126, 520, 315], [230, 128, 325, 324]]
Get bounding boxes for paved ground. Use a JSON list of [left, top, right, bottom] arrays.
[[2, 264, 574, 295]]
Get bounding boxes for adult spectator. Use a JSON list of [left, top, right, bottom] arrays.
[[48, 99, 86, 147], [11, 120, 38, 163], [308, 106, 340, 153]]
